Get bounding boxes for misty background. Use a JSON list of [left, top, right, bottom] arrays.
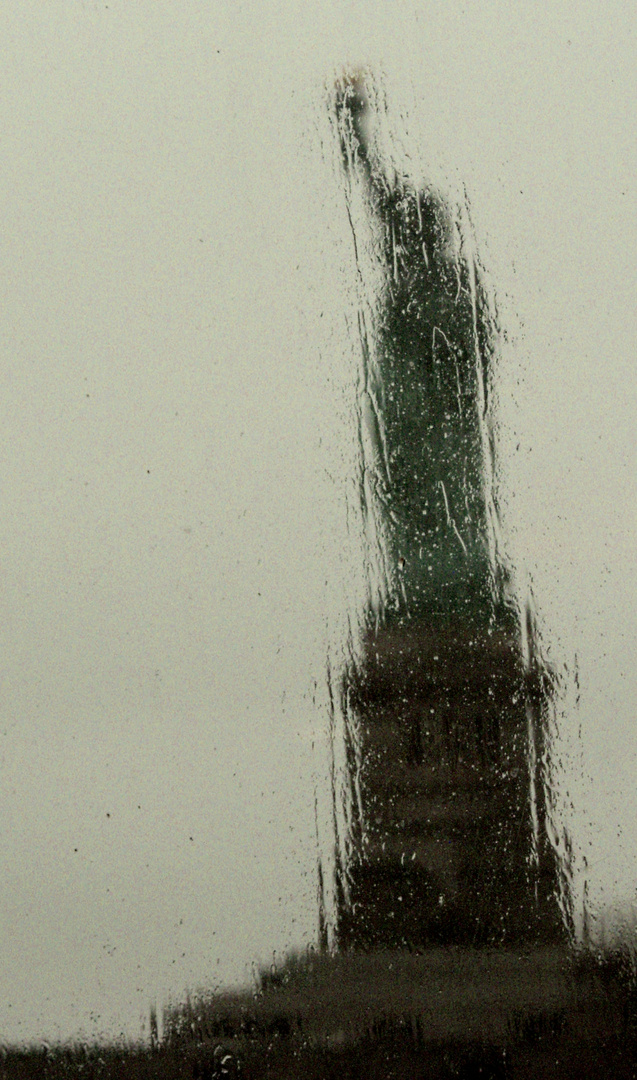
[[0, 0, 634, 1045]]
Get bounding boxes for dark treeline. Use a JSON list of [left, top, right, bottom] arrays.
[[4, 948, 637, 1078]]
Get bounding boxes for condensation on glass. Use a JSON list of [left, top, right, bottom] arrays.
[[318, 72, 574, 953]]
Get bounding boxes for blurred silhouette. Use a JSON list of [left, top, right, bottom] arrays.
[[329, 72, 565, 949]]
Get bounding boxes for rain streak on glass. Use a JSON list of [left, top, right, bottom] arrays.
[[321, 72, 571, 953]]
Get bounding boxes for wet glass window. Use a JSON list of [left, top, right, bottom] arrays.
[[0, 4, 635, 1077]]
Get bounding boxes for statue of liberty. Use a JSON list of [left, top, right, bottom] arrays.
[[328, 73, 566, 949]]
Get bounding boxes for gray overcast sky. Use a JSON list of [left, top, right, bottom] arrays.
[[0, 0, 634, 1046]]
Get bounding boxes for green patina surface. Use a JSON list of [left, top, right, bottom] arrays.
[[338, 78, 507, 630]]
